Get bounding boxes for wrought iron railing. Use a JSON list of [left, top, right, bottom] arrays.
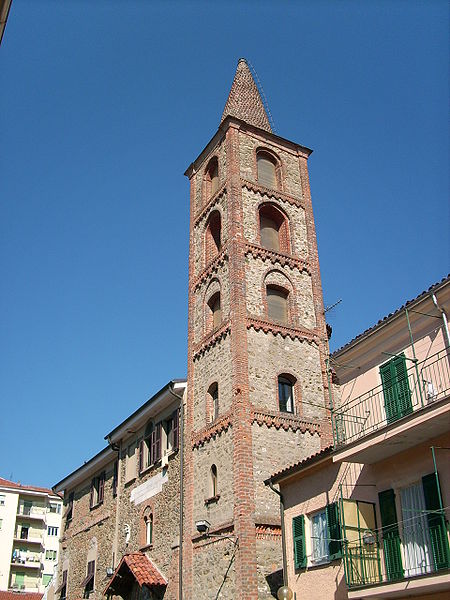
[[333, 348, 450, 447]]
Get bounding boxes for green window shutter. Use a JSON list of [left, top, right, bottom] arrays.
[[422, 473, 450, 570], [292, 514, 306, 569], [326, 502, 342, 560], [380, 355, 412, 423], [392, 356, 412, 418], [378, 489, 404, 581]]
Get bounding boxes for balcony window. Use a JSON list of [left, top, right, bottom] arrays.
[[380, 354, 412, 423]]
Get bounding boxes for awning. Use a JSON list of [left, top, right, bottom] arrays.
[[103, 552, 167, 597]]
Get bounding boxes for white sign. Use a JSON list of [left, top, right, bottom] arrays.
[[130, 471, 168, 505]]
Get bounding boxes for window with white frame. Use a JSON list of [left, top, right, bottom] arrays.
[[47, 526, 59, 536], [292, 504, 342, 570], [49, 502, 61, 514], [311, 510, 329, 564], [45, 550, 57, 561], [0, 494, 5, 506]]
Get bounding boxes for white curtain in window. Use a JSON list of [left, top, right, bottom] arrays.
[[400, 483, 433, 577], [311, 511, 328, 563]]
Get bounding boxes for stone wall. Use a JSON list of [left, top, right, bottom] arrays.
[[193, 259, 230, 344], [192, 190, 228, 277], [192, 538, 236, 599]]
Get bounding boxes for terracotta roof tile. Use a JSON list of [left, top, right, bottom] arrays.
[[0, 476, 57, 496], [104, 553, 166, 595], [221, 59, 272, 132], [0, 592, 43, 600]]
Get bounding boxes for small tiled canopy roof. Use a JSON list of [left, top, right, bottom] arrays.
[[104, 552, 167, 596]]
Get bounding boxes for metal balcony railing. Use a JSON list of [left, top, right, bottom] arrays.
[[344, 524, 450, 589], [332, 348, 450, 447]]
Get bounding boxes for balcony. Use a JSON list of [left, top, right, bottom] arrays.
[[344, 532, 450, 599], [11, 555, 42, 570], [332, 349, 450, 463], [17, 506, 47, 521], [13, 533, 44, 546]]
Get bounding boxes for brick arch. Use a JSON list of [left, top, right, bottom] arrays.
[[205, 380, 220, 425], [254, 146, 283, 191], [260, 267, 299, 326], [203, 155, 220, 202], [257, 201, 290, 253]]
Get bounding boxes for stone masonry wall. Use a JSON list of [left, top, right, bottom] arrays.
[[193, 259, 230, 344], [192, 538, 236, 599], [247, 328, 326, 419], [193, 190, 228, 277], [238, 131, 304, 200], [193, 334, 232, 431], [192, 431, 234, 527]]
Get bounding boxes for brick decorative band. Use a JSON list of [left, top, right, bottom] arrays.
[[241, 179, 305, 210], [255, 524, 282, 539], [247, 317, 320, 345], [193, 247, 229, 291], [252, 409, 320, 435], [244, 242, 310, 274], [192, 413, 232, 448], [194, 184, 227, 225], [193, 322, 231, 360]]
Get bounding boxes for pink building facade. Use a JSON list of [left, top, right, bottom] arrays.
[[267, 276, 450, 600]]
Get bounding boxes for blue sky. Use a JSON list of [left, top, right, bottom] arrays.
[[1, 1, 448, 487]]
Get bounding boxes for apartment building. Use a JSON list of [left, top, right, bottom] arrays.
[[266, 275, 450, 599], [0, 478, 63, 594]]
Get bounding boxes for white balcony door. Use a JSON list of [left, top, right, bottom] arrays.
[[400, 483, 433, 577]]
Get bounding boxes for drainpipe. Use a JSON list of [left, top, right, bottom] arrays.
[[266, 480, 289, 589], [106, 437, 121, 571], [169, 383, 185, 600], [431, 293, 450, 349], [405, 308, 424, 407]]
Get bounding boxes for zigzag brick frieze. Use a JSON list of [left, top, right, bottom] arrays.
[[192, 412, 232, 448], [255, 524, 282, 540], [244, 242, 310, 274], [194, 184, 226, 225], [247, 316, 320, 345], [251, 408, 320, 435], [193, 321, 231, 360], [193, 247, 229, 291], [241, 180, 305, 210]]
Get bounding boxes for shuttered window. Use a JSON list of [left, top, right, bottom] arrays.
[[292, 514, 306, 569], [257, 152, 277, 188], [267, 286, 288, 323], [422, 472, 450, 570], [326, 503, 342, 560], [89, 472, 105, 509], [378, 489, 404, 581], [260, 215, 280, 251], [380, 354, 412, 423]]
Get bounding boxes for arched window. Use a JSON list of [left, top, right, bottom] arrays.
[[145, 513, 153, 546], [278, 375, 295, 413], [259, 204, 288, 253], [208, 383, 219, 422], [267, 286, 289, 324], [207, 292, 221, 330], [257, 151, 278, 189], [205, 157, 219, 198], [205, 210, 221, 263], [210, 464, 218, 497]]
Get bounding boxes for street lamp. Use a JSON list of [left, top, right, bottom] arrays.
[[277, 585, 293, 600]]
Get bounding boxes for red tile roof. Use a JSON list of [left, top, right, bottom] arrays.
[[103, 552, 166, 595], [0, 592, 43, 600], [0, 477, 57, 496]]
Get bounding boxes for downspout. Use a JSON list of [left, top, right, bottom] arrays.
[[405, 308, 424, 407], [106, 437, 121, 570], [266, 480, 289, 590], [431, 293, 450, 348], [169, 383, 185, 600]]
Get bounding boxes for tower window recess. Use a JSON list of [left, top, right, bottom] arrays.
[[259, 204, 288, 253], [257, 150, 278, 189], [205, 210, 221, 263], [267, 286, 289, 324], [205, 157, 219, 198], [208, 382, 219, 422], [210, 464, 218, 498], [207, 291, 222, 331], [278, 375, 295, 413]]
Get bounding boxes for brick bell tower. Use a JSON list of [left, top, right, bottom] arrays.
[[183, 59, 332, 599]]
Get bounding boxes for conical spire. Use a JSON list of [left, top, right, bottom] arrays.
[[221, 59, 272, 132]]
